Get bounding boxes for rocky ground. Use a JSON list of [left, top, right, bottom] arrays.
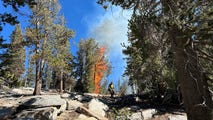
[[0, 87, 187, 120]]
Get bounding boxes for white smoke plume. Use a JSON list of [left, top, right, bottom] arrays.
[[87, 7, 132, 82]]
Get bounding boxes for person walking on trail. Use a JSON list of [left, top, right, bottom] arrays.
[[108, 82, 114, 98]]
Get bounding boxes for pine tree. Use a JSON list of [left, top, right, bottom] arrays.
[[26, 0, 62, 95], [8, 24, 26, 81], [122, 15, 177, 96], [74, 39, 99, 93], [74, 39, 110, 93], [0, 0, 34, 87], [98, 0, 213, 119], [48, 16, 74, 93], [0, 24, 26, 87], [0, 39, 12, 87], [26, 0, 74, 94]]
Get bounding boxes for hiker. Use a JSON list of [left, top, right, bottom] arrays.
[[108, 82, 114, 98]]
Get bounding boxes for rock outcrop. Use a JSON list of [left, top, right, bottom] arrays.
[[88, 98, 109, 117], [0, 88, 187, 120], [66, 99, 83, 110], [21, 95, 66, 108], [12, 95, 67, 119], [15, 107, 58, 120]]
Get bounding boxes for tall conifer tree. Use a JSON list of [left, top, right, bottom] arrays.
[[8, 24, 26, 81], [26, 0, 61, 95], [74, 39, 99, 92], [98, 0, 213, 119], [26, 0, 74, 94], [74, 39, 110, 93], [49, 16, 74, 93]]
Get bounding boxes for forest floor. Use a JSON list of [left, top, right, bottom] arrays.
[[0, 87, 187, 120]]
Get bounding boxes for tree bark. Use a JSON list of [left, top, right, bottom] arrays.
[[33, 19, 41, 95], [59, 70, 63, 94], [33, 58, 41, 95], [33, 52, 45, 95], [33, 42, 41, 95], [170, 27, 213, 120]]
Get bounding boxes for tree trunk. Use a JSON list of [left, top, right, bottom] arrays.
[[59, 70, 63, 94], [170, 27, 213, 120], [33, 55, 45, 95], [24, 76, 27, 87], [33, 58, 41, 95], [39, 58, 45, 87], [33, 20, 41, 95]]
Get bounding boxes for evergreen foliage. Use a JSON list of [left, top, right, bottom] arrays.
[[0, 24, 25, 87], [25, 0, 74, 95], [0, 0, 34, 87], [48, 16, 74, 93], [74, 39, 99, 93], [8, 24, 25, 80], [74, 39, 110, 93], [98, 0, 213, 119]]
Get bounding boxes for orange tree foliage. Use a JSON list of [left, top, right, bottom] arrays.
[[93, 46, 108, 94]]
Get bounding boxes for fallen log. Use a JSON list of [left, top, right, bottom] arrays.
[[76, 106, 108, 120]]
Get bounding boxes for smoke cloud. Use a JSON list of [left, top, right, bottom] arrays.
[[87, 7, 132, 82], [89, 7, 131, 55]]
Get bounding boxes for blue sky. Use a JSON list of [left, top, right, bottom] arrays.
[[0, 0, 132, 90]]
